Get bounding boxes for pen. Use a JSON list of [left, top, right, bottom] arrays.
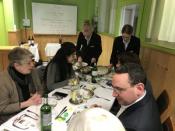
[[55, 106, 67, 119]]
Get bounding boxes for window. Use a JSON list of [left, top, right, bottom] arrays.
[[147, 0, 175, 42]]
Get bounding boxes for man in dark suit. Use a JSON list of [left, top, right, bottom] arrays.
[[76, 20, 102, 65], [110, 24, 140, 67], [111, 63, 162, 131]]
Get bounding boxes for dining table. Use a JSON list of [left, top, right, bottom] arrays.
[[0, 72, 115, 131]]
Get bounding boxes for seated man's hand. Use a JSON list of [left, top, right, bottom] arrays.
[[90, 104, 102, 108]]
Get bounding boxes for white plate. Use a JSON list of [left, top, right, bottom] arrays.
[[97, 66, 109, 75], [73, 62, 88, 70], [74, 62, 88, 67]]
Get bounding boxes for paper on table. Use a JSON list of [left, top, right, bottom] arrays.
[[55, 106, 74, 123]]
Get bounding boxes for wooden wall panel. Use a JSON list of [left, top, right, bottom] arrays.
[[0, 50, 11, 71], [98, 35, 114, 66], [140, 47, 175, 122], [8, 30, 22, 46], [0, 52, 3, 71]]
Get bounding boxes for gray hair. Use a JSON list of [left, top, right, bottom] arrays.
[[67, 108, 125, 131], [8, 47, 34, 65]]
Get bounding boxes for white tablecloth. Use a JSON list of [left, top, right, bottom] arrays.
[[0, 82, 114, 131], [45, 43, 61, 57]]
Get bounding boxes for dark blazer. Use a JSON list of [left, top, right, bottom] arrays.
[[115, 93, 162, 131], [76, 32, 102, 65], [110, 36, 140, 66]]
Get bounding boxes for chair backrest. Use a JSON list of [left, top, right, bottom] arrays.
[[162, 117, 174, 131], [156, 90, 169, 115]]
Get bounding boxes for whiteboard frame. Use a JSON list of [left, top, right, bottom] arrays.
[[32, 2, 77, 35]]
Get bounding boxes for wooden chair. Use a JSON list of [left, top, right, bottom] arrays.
[[162, 116, 174, 131], [156, 90, 169, 115]]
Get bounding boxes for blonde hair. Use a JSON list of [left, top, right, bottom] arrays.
[[83, 19, 91, 26], [67, 108, 125, 131], [8, 47, 34, 65]]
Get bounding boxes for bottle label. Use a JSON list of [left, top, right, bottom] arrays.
[[42, 113, 51, 126], [92, 71, 98, 76]]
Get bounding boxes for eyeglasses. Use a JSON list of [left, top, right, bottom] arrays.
[[21, 59, 35, 66], [112, 87, 129, 94], [12, 111, 39, 130]]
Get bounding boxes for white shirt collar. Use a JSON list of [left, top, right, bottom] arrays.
[[121, 90, 147, 109], [85, 34, 92, 45], [116, 90, 147, 117]]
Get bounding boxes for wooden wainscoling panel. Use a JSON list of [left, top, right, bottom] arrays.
[[0, 47, 16, 71], [8, 30, 22, 46], [98, 34, 114, 66], [140, 46, 175, 123]]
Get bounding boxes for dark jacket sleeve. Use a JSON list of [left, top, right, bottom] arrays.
[[134, 37, 140, 55], [94, 34, 102, 60], [110, 37, 118, 65]]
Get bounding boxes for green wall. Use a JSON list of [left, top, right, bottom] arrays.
[[0, 0, 8, 45], [114, 0, 145, 38], [16, 0, 95, 31], [3, 0, 15, 31]]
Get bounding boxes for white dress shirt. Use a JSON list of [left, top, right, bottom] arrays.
[[116, 90, 147, 117]]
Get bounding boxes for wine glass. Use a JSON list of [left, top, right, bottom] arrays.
[[48, 97, 57, 117]]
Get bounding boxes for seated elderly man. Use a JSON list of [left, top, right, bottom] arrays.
[[0, 47, 43, 124], [112, 63, 162, 131]]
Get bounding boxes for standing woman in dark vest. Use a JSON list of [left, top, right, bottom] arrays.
[[76, 20, 102, 66], [109, 24, 140, 68]]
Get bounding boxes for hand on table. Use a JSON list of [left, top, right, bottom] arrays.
[[90, 104, 102, 108], [20, 93, 42, 109]]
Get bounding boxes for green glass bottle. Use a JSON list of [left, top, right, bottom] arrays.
[[40, 94, 52, 131], [91, 63, 98, 83]]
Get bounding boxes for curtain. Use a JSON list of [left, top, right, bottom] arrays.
[[158, 0, 175, 42]]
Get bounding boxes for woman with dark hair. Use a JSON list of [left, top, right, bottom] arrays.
[[45, 42, 76, 92]]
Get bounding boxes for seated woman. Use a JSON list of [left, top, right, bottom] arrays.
[[67, 107, 125, 131], [44, 42, 76, 92], [0, 47, 43, 124]]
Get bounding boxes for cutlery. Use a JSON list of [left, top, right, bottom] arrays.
[[95, 95, 110, 101], [99, 84, 112, 90], [55, 106, 67, 119], [62, 87, 71, 90], [66, 114, 74, 124], [27, 110, 39, 117], [24, 114, 38, 120]]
